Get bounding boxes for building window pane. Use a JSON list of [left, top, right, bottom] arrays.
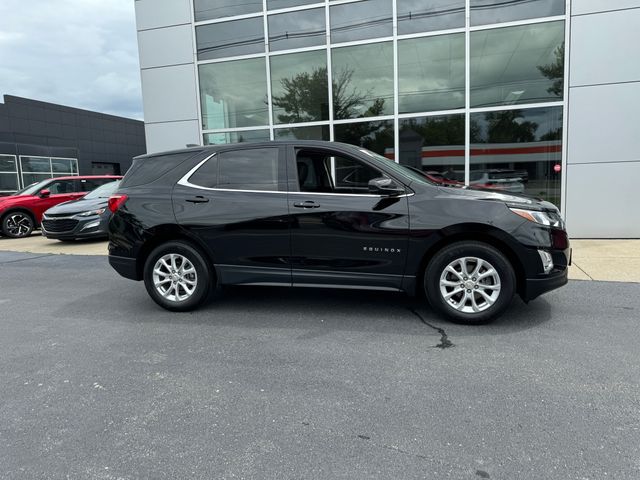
[[196, 17, 264, 61], [268, 0, 321, 9], [268, 8, 325, 51], [0, 174, 19, 192], [0, 155, 17, 173], [398, 33, 465, 114], [203, 130, 271, 145], [334, 120, 395, 158], [22, 173, 52, 187], [330, 0, 393, 44], [399, 114, 465, 183], [397, 0, 465, 35], [470, 21, 565, 108], [470, 106, 563, 206], [332, 42, 394, 120], [271, 50, 329, 124], [21, 156, 50, 173], [470, 0, 564, 26], [194, 0, 262, 22], [274, 125, 330, 140], [199, 58, 269, 130], [51, 158, 75, 174]]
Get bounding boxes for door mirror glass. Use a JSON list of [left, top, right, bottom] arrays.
[[39, 189, 50, 198], [368, 177, 404, 196]]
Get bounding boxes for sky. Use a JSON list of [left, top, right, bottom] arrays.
[[0, 0, 143, 120]]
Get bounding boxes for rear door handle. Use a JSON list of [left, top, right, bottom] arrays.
[[185, 196, 209, 204], [293, 201, 320, 209]]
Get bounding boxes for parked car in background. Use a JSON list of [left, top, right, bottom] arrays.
[[42, 180, 121, 241], [0, 176, 121, 238], [108, 141, 570, 324]]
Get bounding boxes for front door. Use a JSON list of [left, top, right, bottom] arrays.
[[288, 146, 410, 290], [173, 145, 291, 286]]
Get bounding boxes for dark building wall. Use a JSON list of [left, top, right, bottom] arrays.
[[0, 95, 146, 178]]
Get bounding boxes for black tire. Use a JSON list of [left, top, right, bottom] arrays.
[[424, 241, 515, 324], [1, 211, 34, 238], [143, 241, 214, 312]]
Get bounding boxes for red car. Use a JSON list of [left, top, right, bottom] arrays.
[[0, 176, 121, 238]]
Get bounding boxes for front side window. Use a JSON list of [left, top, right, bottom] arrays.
[[295, 149, 384, 194], [190, 148, 282, 191], [47, 180, 76, 194]]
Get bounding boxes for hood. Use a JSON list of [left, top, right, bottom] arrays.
[[0, 194, 36, 210], [437, 185, 559, 212], [45, 197, 108, 215]]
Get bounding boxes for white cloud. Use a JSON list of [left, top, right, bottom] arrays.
[[0, 0, 143, 119]]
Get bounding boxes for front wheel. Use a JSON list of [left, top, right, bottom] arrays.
[[2, 212, 34, 238], [424, 241, 515, 324], [143, 241, 213, 311]]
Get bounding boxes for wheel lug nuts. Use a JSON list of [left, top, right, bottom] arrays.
[[474, 285, 479, 289], [466, 289, 471, 293], [460, 284, 464, 288], [463, 277, 468, 281], [472, 277, 476, 281]]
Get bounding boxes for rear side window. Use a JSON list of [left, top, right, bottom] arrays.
[[189, 148, 282, 191], [120, 151, 200, 188]]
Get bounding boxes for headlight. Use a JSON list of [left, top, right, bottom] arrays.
[[509, 208, 565, 229], [77, 208, 106, 217]]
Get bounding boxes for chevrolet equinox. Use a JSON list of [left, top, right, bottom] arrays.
[[108, 141, 570, 324]]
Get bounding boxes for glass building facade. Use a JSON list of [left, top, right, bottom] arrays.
[[190, 0, 566, 205]]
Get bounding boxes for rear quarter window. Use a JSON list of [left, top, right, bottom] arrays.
[[120, 151, 201, 188]]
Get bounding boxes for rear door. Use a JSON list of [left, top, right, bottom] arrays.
[[287, 145, 410, 290], [172, 145, 292, 286]]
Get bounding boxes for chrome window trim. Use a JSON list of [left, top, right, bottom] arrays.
[[177, 152, 414, 198]]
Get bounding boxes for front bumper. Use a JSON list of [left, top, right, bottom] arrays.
[[520, 243, 571, 302], [41, 214, 110, 240]]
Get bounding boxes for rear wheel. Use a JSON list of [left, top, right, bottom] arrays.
[[143, 241, 213, 311], [2, 212, 34, 238], [424, 241, 515, 324]]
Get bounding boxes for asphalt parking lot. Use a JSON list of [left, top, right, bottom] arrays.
[[1, 251, 639, 479]]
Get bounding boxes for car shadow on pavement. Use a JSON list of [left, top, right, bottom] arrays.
[[91, 283, 553, 338]]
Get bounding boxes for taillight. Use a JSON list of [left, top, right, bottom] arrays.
[[108, 194, 128, 213]]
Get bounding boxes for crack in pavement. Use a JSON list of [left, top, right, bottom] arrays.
[[0, 253, 54, 264], [409, 308, 454, 349]]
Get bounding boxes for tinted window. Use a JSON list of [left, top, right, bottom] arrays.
[[333, 120, 395, 158], [190, 148, 281, 191], [296, 150, 383, 194], [189, 156, 219, 188], [203, 130, 271, 145], [47, 180, 76, 194], [219, 149, 280, 190], [120, 152, 201, 188]]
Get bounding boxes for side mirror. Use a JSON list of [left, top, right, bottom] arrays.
[[39, 189, 51, 198], [368, 177, 404, 196]]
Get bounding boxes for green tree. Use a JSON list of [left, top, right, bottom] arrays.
[[537, 42, 564, 97]]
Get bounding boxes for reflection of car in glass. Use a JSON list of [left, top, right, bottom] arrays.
[[0, 176, 121, 238], [469, 170, 526, 193], [42, 180, 121, 241], [108, 141, 570, 325]]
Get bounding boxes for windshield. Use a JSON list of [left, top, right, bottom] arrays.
[[12, 179, 51, 196], [353, 146, 437, 186], [83, 180, 120, 199]]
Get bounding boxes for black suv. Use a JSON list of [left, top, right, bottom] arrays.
[[108, 141, 570, 324]]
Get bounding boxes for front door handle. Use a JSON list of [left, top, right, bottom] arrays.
[[293, 201, 320, 209], [185, 196, 209, 204]]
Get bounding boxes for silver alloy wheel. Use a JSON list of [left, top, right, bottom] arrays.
[[439, 257, 501, 314], [6, 213, 32, 237], [152, 253, 198, 302]]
